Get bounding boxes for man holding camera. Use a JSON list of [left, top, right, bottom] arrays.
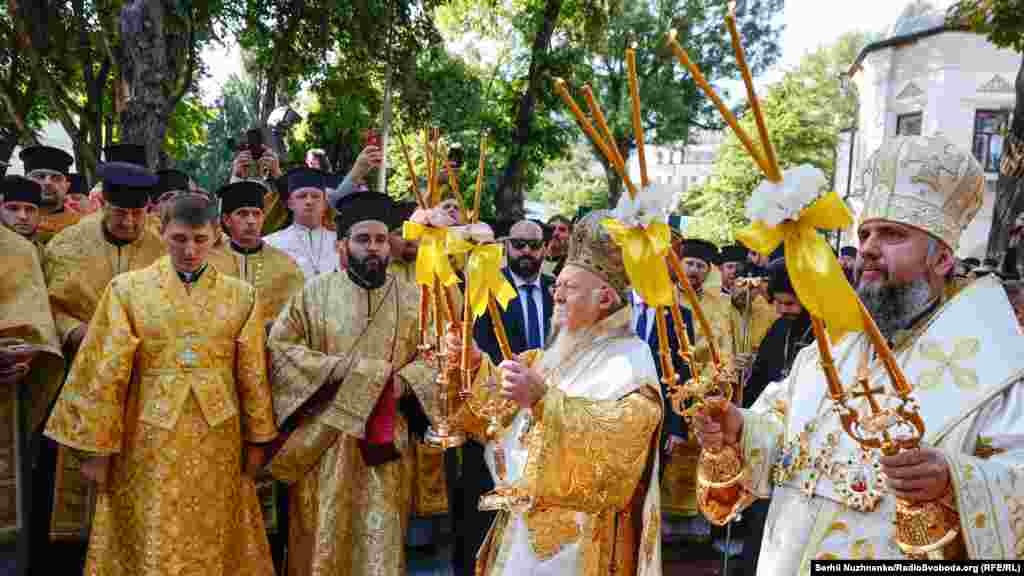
[[230, 139, 286, 234]]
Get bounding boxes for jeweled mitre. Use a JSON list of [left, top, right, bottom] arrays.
[[566, 209, 630, 295], [859, 135, 984, 251]]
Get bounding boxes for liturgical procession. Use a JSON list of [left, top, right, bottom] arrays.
[[3, 0, 1024, 575]]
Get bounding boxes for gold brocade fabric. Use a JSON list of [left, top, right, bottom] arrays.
[[44, 214, 165, 344], [43, 217, 166, 538], [216, 243, 305, 323], [728, 293, 778, 356], [411, 442, 449, 517], [43, 257, 277, 575], [660, 437, 701, 516], [458, 342, 663, 576], [680, 287, 734, 369], [267, 271, 439, 576], [0, 227, 65, 536]]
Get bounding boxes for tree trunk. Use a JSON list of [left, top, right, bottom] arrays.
[[118, 0, 194, 169], [985, 56, 1024, 261], [0, 135, 17, 177], [494, 0, 564, 221]]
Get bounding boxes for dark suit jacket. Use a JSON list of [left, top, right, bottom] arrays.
[[635, 302, 695, 443], [473, 269, 555, 363]]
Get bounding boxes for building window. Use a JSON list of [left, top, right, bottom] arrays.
[[896, 112, 922, 136], [972, 110, 1009, 173]]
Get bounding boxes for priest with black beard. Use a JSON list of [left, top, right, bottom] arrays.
[[266, 191, 441, 576]]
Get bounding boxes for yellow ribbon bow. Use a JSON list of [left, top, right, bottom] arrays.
[[447, 235, 518, 319], [735, 190, 863, 341], [601, 220, 675, 307], [403, 222, 459, 287]]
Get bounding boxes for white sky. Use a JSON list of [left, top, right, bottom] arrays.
[[199, 0, 930, 105]]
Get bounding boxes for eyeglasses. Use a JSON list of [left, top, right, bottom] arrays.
[[509, 238, 544, 251]]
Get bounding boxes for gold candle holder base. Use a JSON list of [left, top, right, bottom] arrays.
[[424, 424, 467, 450], [478, 486, 533, 513], [895, 498, 964, 560]]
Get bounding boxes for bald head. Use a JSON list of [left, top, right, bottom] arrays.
[[507, 219, 546, 280], [509, 219, 543, 240]]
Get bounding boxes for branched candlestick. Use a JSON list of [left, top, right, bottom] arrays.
[[424, 280, 467, 450], [665, 250, 734, 421]]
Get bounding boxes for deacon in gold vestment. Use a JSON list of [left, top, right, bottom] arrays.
[[18, 146, 80, 245], [42, 163, 166, 538], [216, 181, 304, 323], [693, 136, 1024, 573], [267, 192, 439, 576], [0, 226, 64, 543], [447, 210, 663, 576], [719, 244, 778, 386], [44, 195, 278, 576]]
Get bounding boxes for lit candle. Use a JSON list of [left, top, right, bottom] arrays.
[[655, 307, 677, 386], [419, 284, 430, 350], [810, 315, 844, 399], [487, 298, 514, 361], [626, 47, 650, 188], [857, 300, 912, 395], [473, 133, 487, 224], [666, 30, 773, 178], [581, 85, 638, 199], [724, 3, 781, 182], [553, 78, 634, 193], [398, 133, 426, 208], [669, 299, 700, 382]]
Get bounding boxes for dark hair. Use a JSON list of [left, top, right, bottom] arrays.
[[160, 193, 220, 229]]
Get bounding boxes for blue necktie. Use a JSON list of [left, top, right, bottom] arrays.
[[523, 284, 542, 349], [636, 302, 649, 343]]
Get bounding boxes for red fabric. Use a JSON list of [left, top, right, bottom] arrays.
[[366, 377, 396, 445]]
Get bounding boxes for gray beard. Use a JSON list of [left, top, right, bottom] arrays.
[[857, 277, 934, 341]]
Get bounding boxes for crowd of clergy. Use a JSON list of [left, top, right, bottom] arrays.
[[1, 130, 1023, 576]]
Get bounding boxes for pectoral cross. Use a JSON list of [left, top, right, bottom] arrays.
[[179, 334, 199, 367]]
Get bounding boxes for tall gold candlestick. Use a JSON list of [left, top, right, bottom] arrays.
[[626, 47, 650, 188], [398, 133, 426, 208], [724, 3, 781, 181], [666, 249, 721, 367], [666, 30, 773, 178]]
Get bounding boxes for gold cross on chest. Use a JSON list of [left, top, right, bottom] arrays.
[[178, 334, 200, 367]]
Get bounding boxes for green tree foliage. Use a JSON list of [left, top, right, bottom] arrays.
[[947, 0, 1024, 51], [175, 74, 260, 190], [681, 31, 871, 244], [0, 4, 51, 171], [534, 140, 607, 216]]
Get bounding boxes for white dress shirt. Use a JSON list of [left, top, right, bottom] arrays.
[[264, 223, 338, 279], [509, 271, 546, 348], [632, 291, 655, 343]]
